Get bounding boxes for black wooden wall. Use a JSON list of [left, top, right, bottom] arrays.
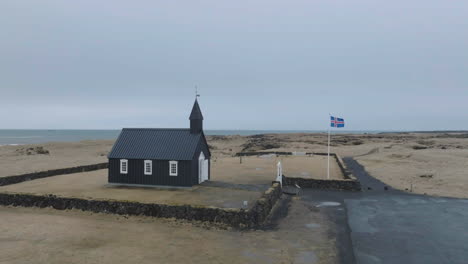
[[108, 159, 193, 186], [108, 135, 211, 187]]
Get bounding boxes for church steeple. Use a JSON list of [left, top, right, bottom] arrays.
[[189, 99, 203, 134]]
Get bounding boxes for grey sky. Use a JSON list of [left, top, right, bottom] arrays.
[[1, 0, 467, 130]]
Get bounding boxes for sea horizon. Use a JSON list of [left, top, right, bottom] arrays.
[[0, 129, 466, 145]]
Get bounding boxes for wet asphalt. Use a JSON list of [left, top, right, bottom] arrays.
[[295, 158, 468, 264]]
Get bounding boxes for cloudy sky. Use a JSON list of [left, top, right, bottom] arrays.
[[1, 0, 467, 130]]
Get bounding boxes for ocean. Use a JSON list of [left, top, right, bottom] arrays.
[[0, 129, 389, 145]]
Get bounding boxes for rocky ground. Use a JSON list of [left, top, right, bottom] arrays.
[[0, 132, 467, 196], [0, 140, 112, 177], [207, 132, 468, 198]]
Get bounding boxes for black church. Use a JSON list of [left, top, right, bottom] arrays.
[[108, 99, 210, 187]]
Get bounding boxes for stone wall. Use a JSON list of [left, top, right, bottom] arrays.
[[0, 182, 282, 229], [236, 151, 294, 156], [235, 151, 350, 178], [281, 152, 361, 191], [334, 154, 354, 180], [248, 182, 283, 225], [283, 176, 361, 191], [235, 151, 361, 190], [0, 163, 109, 186], [236, 151, 337, 157]]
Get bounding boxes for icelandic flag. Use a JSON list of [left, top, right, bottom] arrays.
[[330, 116, 345, 128]]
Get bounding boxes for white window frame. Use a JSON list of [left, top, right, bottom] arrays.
[[120, 159, 128, 174], [169, 161, 178, 176], [144, 160, 152, 175]]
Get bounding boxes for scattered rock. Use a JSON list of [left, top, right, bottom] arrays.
[[412, 145, 428, 150], [301, 140, 317, 145], [207, 135, 230, 141], [435, 133, 468, 139], [15, 146, 50, 155], [416, 140, 435, 146], [207, 144, 217, 150], [241, 135, 282, 152], [389, 154, 412, 159], [419, 174, 433, 178], [354, 147, 379, 157]]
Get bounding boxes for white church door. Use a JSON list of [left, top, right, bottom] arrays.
[[199, 152, 208, 183], [203, 159, 209, 182]]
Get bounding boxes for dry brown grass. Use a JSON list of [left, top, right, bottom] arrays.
[[0, 169, 261, 209]]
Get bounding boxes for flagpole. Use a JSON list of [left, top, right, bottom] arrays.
[[327, 114, 331, 180]]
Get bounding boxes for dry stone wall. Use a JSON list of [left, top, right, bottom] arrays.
[[282, 176, 361, 191], [235, 151, 361, 191], [0, 163, 108, 186], [0, 183, 282, 229]]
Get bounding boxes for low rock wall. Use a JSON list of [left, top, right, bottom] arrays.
[[283, 176, 361, 191], [0, 182, 282, 229], [248, 182, 283, 225], [0, 163, 109, 186], [236, 151, 335, 157], [236, 151, 294, 156]]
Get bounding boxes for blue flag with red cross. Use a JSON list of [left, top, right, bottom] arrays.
[[330, 116, 345, 128]]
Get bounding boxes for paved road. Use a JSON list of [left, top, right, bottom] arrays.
[[299, 189, 358, 263], [346, 193, 468, 264], [297, 158, 468, 264]]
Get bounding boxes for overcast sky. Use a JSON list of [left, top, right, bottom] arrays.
[[1, 0, 467, 130]]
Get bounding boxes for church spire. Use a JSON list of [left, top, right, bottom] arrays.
[[189, 99, 203, 134]]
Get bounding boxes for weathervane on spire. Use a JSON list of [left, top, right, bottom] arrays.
[[195, 85, 200, 99]]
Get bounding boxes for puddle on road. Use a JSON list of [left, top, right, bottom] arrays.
[[316, 201, 341, 207], [242, 250, 274, 263], [305, 223, 321, 229], [295, 251, 317, 264]]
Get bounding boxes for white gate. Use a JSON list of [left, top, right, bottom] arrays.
[[276, 161, 282, 187]]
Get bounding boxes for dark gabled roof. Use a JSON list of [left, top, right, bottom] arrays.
[[189, 99, 204, 120], [108, 128, 202, 160]]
